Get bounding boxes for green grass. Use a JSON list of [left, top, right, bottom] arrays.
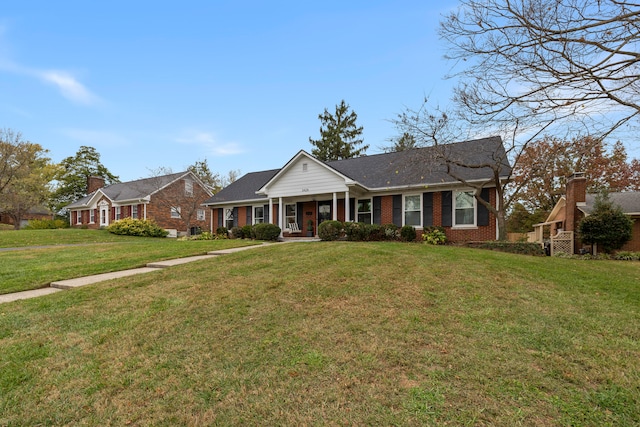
[[0, 229, 259, 294], [0, 241, 638, 425]]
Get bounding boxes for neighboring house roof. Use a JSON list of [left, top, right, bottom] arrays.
[[581, 192, 640, 216], [204, 137, 510, 206], [66, 171, 208, 209]]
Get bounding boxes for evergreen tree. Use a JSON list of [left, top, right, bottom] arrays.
[[51, 146, 119, 214], [309, 100, 368, 161], [578, 191, 634, 254]]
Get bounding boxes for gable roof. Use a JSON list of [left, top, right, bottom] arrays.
[[203, 136, 510, 206], [581, 192, 640, 216], [66, 171, 206, 209]]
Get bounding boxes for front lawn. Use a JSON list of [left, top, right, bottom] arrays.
[[0, 242, 638, 425], [0, 229, 258, 294]]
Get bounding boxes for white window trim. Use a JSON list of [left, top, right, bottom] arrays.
[[131, 205, 138, 219], [76, 211, 82, 225], [403, 194, 422, 228], [197, 209, 206, 221], [89, 209, 95, 224], [171, 206, 182, 218], [284, 203, 297, 229], [356, 197, 373, 224], [185, 180, 194, 197], [253, 205, 265, 224], [115, 206, 121, 221], [452, 190, 478, 229]]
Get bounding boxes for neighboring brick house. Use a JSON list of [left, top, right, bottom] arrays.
[[203, 137, 511, 242], [0, 206, 53, 229], [533, 173, 640, 253], [65, 171, 213, 236]]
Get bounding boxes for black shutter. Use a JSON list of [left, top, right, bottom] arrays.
[[297, 202, 303, 227], [477, 188, 490, 226], [349, 198, 356, 222], [423, 192, 433, 227], [246, 206, 252, 225], [217, 209, 223, 229], [373, 196, 382, 224], [392, 195, 402, 226], [442, 191, 452, 227], [264, 204, 270, 223], [233, 207, 238, 228]]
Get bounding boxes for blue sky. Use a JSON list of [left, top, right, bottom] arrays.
[[0, 1, 462, 182]]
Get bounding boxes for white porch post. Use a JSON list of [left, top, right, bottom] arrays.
[[143, 203, 147, 220], [269, 198, 274, 224], [332, 192, 337, 221], [278, 197, 283, 238], [344, 190, 350, 222]]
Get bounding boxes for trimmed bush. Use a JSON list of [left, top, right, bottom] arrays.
[[467, 241, 546, 256], [230, 226, 243, 239], [24, 219, 69, 229], [216, 226, 228, 236], [344, 222, 366, 241], [380, 223, 400, 241], [318, 220, 343, 241], [106, 218, 168, 237], [253, 223, 281, 241], [422, 226, 447, 245], [241, 224, 255, 239], [400, 225, 417, 242]]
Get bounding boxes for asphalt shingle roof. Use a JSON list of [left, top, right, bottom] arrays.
[[583, 192, 640, 215], [66, 171, 190, 208], [204, 137, 510, 205]]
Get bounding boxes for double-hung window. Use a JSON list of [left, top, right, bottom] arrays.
[[285, 204, 296, 228], [89, 209, 95, 224], [185, 180, 193, 196], [171, 206, 181, 218], [454, 191, 476, 227], [115, 206, 121, 220], [225, 208, 234, 230], [254, 206, 264, 224], [357, 199, 372, 224], [197, 209, 206, 221], [132, 205, 138, 219], [404, 194, 421, 227]]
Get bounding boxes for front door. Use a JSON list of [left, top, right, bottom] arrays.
[[99, 202, 109, 227], [318, 201, 332, 225]]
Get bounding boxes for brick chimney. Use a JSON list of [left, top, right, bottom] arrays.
[[565, 172, 587, 233], [87, 176, 105, 194]]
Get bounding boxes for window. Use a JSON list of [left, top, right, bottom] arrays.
[[357, 199, 372, 224], [76, 211, 82, 224], [454, 191, 476, 226], [225, 208, 234, 230], [171, 206, 181, 218], [254, 206, 264, 224], [89, 209, 95, 224], [404, 194, 421, 227], [185, 180, 193, 196], [302, 163, 308, 172], [115, 206, 121, 220], [132, 205, 138, 219], [197, 209, 205, 221], [285, 204, 296, 227]]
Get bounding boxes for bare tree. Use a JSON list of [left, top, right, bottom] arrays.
[[441, 0, 640, 138]]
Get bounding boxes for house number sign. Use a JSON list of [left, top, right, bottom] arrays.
[[301, 188, 309, 192]]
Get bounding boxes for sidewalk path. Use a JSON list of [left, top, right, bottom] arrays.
[[0, 243, 278, 305]]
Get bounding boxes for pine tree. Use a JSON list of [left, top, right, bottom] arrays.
[[577, 191, 634, 254], [309, 100, 368, 161]]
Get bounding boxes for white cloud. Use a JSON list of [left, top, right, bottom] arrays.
[[176, 130, 244, 156], [38, 70, 100, 105]]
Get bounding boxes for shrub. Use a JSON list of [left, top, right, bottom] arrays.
[[468, 241, 546, 256], [216, 226, 228, 236], [613, 251, 640, 261], [24, 219, 69, 229], [365, 223, 383, 241], [241, 224, 255, 239], [106, 218, 168, 237], [577, 191, 634, 253], [253, 223, 281, 241], [422, 226, 447, 245], [344, 222, 366, 241], [400, 225, 416, 242], [318, 220, 343, 241], [230, 226, 243, 239], [380, 224, 400, 241]]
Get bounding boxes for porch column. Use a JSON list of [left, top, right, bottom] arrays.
[[143, 204, 147, 220], [344, 190, 350, 222], [269, 198, 274, 224], [278, 197, 283, 237], [332, 192, 338, 221]]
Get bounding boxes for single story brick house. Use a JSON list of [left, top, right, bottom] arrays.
[[0, 206, 53, 229], [65, 171, 213, 235], [203, 137, 511, 242], [533, 172, 640, 253]]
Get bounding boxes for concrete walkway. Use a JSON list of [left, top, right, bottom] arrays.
[[0, 243, 277, 305]]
